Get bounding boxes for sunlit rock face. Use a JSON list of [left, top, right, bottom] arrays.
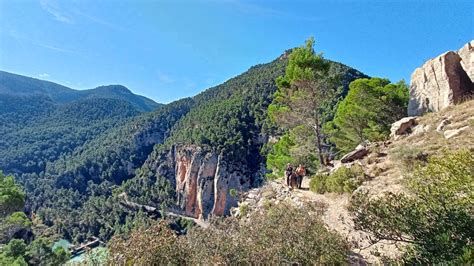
[[408, 41, 473, 116], [155, 145, 252, 219], [458, 41, 473, 83]]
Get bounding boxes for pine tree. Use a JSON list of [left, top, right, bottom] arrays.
[[268, 37, 336, 165]]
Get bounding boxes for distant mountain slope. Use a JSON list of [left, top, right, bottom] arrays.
[[81, 85, 161, 112], [0, 96, 141, 175], [0, 71, 161, 111], [0, 71, 77, 102]]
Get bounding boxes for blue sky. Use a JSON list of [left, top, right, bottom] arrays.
[[0, 0, 472, 103]]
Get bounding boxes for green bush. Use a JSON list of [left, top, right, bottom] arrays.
[[238, 203, 249, 217], [390, 146, 428, 172], [0, 171, 25, 218], [309, 174, 327, 193], [349, 150, 474, 264], [310, 165, 365, 194], [229, 188, 238, 198], [265, 133, 296, 179], [110, 203, 348, 264]]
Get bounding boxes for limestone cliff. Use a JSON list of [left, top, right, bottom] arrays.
[[458, 41, 473, 82], [148, 145, 258, 219], [408, 41, 473, 116]]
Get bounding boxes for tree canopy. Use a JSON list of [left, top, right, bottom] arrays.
[[0, 171, 25, 218], [268, 37, 336, 166], [325, 78, 409, 153]]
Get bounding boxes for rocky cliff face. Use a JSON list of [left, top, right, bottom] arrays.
[[458, 41, 473, 82], [150, 145, 257, 219], [408, 41, 473, 116]]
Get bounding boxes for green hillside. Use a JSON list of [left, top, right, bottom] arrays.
[[0, 96, 141, 176]]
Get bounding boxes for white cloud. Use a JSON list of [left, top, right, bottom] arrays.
[[74, 9, 125, 31], [38, 73, 50, 78], [40, 0, 74, 24], [37, 43, 78, 54], [8, 30, 80, 54], [39, 0, 125, 31]]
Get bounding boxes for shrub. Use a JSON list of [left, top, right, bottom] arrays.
[[310, 165, 365, 194], [0, 212, 32, 244], [238, 203, 249, 217], [349, 150, 474, 264], [108, 220, 185, 265], [266, 130, 319, 180], [310, 174, 327, 193], [390, 146, 427, 172], [109, 203, 348, 264], [229, 188, 238, 198]]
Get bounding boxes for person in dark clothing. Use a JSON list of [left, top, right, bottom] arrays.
[[285, 163, 294, 187]]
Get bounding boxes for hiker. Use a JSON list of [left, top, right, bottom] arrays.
[[295, 164, 306, 189], [284, 163, 294, 187]]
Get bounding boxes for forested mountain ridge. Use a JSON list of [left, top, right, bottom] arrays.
[[0, 71, 161, 112], [0, 70, 162, 181], [0, 71, 76, 102], [79, 85, 161, 112], [22, 99, 195, 240]]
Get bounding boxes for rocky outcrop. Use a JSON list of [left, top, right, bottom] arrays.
[[133, 130, 163, 148], [390, 116, 417, 139], [152, 145, 255, 220], [444, 126, 470, 139], [340, 146, 369, 163], [408, 42, 474, 116], [436, 118, 451, 132], [458, 41, 473, 82], [411, 124, 431, 136]]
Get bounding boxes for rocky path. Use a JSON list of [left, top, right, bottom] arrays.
[[167, 211, 210, 228], [237, 177, 403, 264], [300, 177, 404, 263]]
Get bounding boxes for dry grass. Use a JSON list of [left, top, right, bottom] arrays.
[[395, 99, 474, 155], [354, 100, 474, 198]]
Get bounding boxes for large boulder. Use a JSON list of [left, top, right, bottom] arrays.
[[436, 117, 451, 132], [390, 116, 417, 139], [408, 42, 474, 116], [444, 126, 470, 139], [340, 146, 368, 163]]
